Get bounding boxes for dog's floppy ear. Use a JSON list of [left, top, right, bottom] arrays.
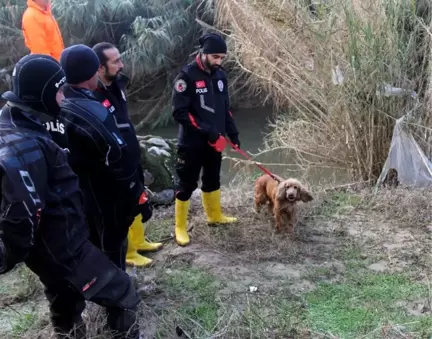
[[276, 182, 287, 201], [299, 185, 313, 202]]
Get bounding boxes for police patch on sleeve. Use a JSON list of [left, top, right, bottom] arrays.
[[175, 79, 187, 93], [218, 80, 224, 92]]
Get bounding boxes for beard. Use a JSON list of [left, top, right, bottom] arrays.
[[105, 66, 122, 82], [204, 56, 220, 72]]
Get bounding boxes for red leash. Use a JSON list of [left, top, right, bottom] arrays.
[[226, 139, 281, 182]]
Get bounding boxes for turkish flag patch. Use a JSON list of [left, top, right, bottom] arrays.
[[102, 99, 111, 108], [195, 80, 206, 88]]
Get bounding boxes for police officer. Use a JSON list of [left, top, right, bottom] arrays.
[[0, 54, 140, 339], [92, 42, 163, 267], [47, 44, 145, 271], [172, 33, 240, 246]]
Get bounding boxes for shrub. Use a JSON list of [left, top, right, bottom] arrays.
[[0, 0, 215, 127]]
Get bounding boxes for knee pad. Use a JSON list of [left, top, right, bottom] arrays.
[[201, 182, 220, 193], [175, 190, 193, 201]]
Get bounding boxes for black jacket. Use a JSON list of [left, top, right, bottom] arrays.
[[92, 75, 153, 218], [92, 74, 141, 175], [46, 85, 143, 223], [172, 55, 239, 148], [0, 104, 89, 275]]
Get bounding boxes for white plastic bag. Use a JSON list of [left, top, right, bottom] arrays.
[[377, 116, 432, 188]]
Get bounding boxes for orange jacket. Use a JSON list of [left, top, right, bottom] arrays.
[[22, 0, 64, 61]]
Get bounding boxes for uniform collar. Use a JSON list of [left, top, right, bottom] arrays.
[[63, 84, 98, 101], [97, 72, 129, 91], [195, 54, 207, 72], [0, 103, 51, 136]]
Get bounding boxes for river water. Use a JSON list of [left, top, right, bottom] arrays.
[[138, 107, 348, 186]]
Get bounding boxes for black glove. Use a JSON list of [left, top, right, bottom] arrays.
[[229, 134, 240, 148], [136, 191, 153, 223], [139, 201, 153, 223]]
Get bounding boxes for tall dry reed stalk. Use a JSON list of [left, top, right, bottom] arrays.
[[216, 0, 432, 182]]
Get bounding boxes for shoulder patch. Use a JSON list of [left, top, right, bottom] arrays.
[[174, 79, 187, 93], [217, 80, 224, 92], [102, 99, 111, 108]]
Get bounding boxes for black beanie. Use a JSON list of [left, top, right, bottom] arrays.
[[60, 44, 100, 85], [199, 33, 227, 54], [1, 54, 66, 116]]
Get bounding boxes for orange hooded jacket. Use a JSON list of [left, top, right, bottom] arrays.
[[22, 0, 64, 61]]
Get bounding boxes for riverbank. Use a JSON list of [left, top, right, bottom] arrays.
[[135, 105, 350, 187], [1, 178, 432, 339]]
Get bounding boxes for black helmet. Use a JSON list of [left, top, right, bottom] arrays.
[[2, 54, 66, 117]]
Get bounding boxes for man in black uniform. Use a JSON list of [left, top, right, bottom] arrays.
[[92, 42, 163, 267], [0, 54, 140, 339], [47, 44, 145, 271], [172, 33, 240, 246]]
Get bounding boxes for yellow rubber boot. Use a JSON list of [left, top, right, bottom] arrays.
[[202, 189, 238, 224], [126, 221, 153, 267], [129, 216, 163, 253], [175, 199, 190, 246]]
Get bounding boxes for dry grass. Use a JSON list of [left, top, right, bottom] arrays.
[[2, 180, 432, 338], [369, 186, 432, 227], [215, 0, 432, 182], [148, 176, 432, 263]]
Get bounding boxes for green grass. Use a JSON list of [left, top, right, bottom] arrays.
[[231, 293, 308, 338], [305, 272, 431, 338], [0, 265, 40, 306], [145, 216, 172, 242], [150, 248, 432, 339], [316, 191, 363, 218], [301, 243, 432, 338], [155, 264, 223, 337], [11, 313, 37, 337]]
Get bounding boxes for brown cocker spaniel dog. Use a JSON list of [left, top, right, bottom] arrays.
[[254, 174, 313, 233]]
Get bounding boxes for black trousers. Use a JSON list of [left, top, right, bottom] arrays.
[[175, 145, 222, 201], [44, 272, 140, 339], [26, 242, 141, 339], [80, 175, 138, 271], [87, 208, 135, 271], [87, 202, 152, 270]]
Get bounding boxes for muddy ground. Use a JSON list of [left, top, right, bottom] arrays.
[[1, 181, 432, 339]]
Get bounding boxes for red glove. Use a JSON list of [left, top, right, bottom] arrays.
[[138, 191, 148, 205], [208, 135, 227, 152]]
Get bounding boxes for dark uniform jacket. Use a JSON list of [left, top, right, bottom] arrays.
[[92, 74, 142, 176], [172, 55, 239, 148], [0, 105, 120, 299], [46, 85, 143, 233], [92, 75, 152, 221]]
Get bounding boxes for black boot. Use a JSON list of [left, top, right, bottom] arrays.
[[53, 316, 87, 339], [106, 307, 140, 339]]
